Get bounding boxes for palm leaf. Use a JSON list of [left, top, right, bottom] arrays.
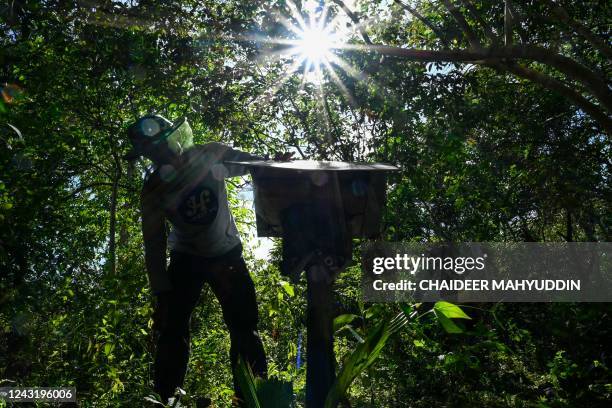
[[234, 356, 262, 408], [235, 356, 294, 408], [324, 312, 409, 408]]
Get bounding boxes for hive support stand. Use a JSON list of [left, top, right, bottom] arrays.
[[225, 160, 398, 408], [305, 263, 336, 408]]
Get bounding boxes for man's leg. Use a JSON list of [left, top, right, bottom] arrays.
[[207, 248, 267, 393], [153, 251, 205, 401]]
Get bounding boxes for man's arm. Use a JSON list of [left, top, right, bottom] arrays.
[[209, 142, 265, 178], [141, 177, 171, 294]]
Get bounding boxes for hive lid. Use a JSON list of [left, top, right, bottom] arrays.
[[226, 160, 399, 172]]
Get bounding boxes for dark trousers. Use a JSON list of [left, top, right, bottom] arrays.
[[153, 245, 267, 401]]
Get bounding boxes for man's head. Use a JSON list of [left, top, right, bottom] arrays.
[[125, 115, 194, 164]]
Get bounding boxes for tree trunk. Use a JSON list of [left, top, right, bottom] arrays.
[[108, 176, 118, 275]]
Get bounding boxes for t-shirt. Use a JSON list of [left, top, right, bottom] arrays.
[[140, 142, 261, 293]]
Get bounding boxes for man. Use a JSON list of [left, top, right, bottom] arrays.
[[125, 114, 277, 404]]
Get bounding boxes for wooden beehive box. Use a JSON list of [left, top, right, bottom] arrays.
[[227, 160, 398, 238]]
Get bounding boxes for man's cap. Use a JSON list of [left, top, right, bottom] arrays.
[[124, 115, 182, 160]]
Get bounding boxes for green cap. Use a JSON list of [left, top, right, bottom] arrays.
[[125, 115, 194, 160]]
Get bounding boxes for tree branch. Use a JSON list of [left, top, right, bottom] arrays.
[[108, 177, 118, 275], [395, 0, 450, 47], [497, 61, 612, 134], [504, 0, 513, 46], [549, 3, 612, 60], [500, 45, 612, 113], [343, 43, 484, 61], [459, 0, 497, 44], [351, 43, 612, 113], [329, 0, 611, 131], [440, 0, 482, 49], [503, 0, 529, 43], [331, 0, 372, 45], [64, 181, 136, 200]]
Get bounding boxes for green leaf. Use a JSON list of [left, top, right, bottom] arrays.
[[253, 377, 294, 408], [435, 313, 464, 334], [279, 281, 294, 297], [434, 301, 471, 320], [234, 356, 261, 408], [103, 343, 113, 356], [333, 314, 360, 332], [336, 324, 365, 343], [143, 396, 165, 406], [413, 339, 426, 348], [399, 302, 412, 318], [325, 312, 408, 408], [345, 326, 365, 343]]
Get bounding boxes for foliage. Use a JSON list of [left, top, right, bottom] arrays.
[[325, 309, 411, 408], [1, 1, 610, 407], [235, 356, 294, 408]]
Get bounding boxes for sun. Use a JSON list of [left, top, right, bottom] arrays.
[[295, 22, 334, 65], [251, 1, 366, 96], [245, 0, 376, 134]]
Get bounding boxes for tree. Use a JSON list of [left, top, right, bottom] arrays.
[[1, 1, 610, 406], [334, 0, 611, 133]]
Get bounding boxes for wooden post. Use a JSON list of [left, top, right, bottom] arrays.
[[305, 264, 336, 408]]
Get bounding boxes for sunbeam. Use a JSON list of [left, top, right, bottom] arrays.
[[248, 0, 393, 116]]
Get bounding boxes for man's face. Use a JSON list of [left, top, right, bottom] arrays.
[[128, 116, 173, 163], [141, 138, 177, 165], [128, 116, 189, 166]]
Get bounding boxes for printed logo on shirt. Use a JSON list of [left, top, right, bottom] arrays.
[[178, 184, 219, 225]]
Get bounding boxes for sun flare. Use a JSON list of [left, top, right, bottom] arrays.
[[296, 23, 334, 65], [252, 1, 369, 100]]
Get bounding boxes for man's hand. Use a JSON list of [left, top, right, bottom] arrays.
[[152, 291, 171, 332], [273, 151, 295, 162]]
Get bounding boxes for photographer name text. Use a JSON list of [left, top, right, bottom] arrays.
[[372, 279, 581, 292]]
